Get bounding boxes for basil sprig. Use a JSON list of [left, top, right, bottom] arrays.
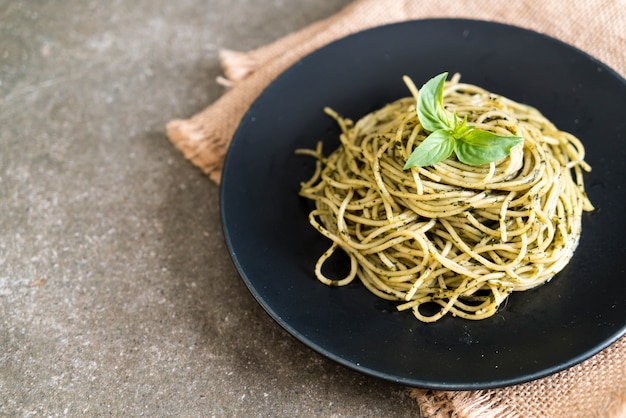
[[403, 72, 523, 169]]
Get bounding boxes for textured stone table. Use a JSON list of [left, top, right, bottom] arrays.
[[0, 1, 420, 416]]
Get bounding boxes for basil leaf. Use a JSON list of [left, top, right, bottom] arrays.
[[417, 72, 451, 132], [454, 130, 523, 166], [403, 72, 525, 169], [404, 129, 455, 168]]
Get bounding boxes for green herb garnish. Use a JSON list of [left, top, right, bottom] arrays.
[[403, 72, 523, 169]]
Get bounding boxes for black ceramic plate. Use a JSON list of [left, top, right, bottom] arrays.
[[221, 19, 626, 390]]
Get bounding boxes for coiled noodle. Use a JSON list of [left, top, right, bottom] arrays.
[[297, 74, 593, 322]]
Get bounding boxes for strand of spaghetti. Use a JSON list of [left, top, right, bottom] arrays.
[[314, 243, 358, 286]]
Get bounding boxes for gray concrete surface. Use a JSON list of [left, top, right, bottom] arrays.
[[0, 1, 423, 416]]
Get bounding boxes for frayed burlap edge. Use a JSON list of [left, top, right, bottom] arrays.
[[410, 389, 512, 418]]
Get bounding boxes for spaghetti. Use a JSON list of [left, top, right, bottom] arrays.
[[297, 73, 593, 322]]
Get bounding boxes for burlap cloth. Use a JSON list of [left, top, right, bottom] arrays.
[[166, 1, 626, 416]]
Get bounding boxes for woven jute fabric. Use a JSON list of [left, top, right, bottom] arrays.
[[166, 1, 626, 416]]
